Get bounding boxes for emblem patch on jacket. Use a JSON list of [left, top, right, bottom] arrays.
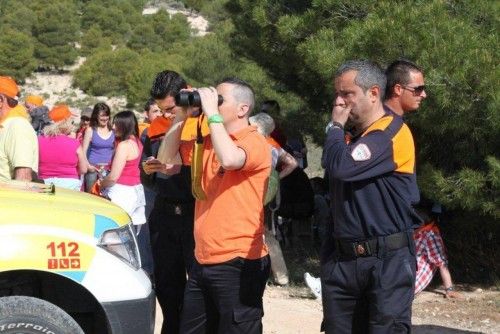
[[351, 143, 371, 161]]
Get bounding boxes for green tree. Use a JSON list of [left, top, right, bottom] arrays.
[[183, 0, 205, 12], [181, 33, 237, 85], [80, 25, 112, 56], [126, 51, 186, 106], [164, 13, 192, 43], [81, 0, 142, 44], [180, 0, 231, 31], [227, 0, 499, 213], [127, 21, 163, 53], [149, 10, 192, 47], [0, 28, 36, 81], [1, 6, 37, 35], [73, 48, 141, 96], [227, 0, 500, 281], [179, 23, 305, 121], [32, 0, 80, 69]]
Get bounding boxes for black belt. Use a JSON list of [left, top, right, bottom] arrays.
[[335, 231, 409, 259]]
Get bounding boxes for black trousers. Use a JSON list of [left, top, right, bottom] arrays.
[[321, 246, 416, 334], [180, 255, 270, 334], [149, 197, 195, 334]]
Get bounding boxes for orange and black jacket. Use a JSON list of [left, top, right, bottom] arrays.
[[322, 113, 421, 240]]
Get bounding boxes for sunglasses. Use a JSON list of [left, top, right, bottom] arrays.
[[402, 85, 426, 96]]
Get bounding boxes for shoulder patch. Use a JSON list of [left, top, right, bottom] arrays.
[[351, 143, 371, 161]]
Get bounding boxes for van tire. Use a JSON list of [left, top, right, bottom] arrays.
[[0, 296, 84, 334]]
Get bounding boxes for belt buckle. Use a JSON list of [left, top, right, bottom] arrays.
[[353, 241, 371, 257], [174, 205, 182, 215]]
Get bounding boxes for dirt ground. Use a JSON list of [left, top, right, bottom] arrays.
[[154, 285, 499, 333]]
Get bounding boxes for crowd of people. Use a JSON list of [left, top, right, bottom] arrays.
[[0, 58, 461, 333]]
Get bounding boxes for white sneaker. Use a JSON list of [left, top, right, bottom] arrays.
[[304, 272, 322, 300]]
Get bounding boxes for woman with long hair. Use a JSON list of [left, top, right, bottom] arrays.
[[82, 102, 114, 192], [38, 105, 87, 190]]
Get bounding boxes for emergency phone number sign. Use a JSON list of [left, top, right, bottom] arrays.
[[46, 241, 81, 269]]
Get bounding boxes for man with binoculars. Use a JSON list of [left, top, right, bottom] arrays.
[[158, 77, 272, 333]]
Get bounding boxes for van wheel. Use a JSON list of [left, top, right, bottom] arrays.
[[0, 296, 84, 334]]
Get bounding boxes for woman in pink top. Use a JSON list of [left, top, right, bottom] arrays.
[[38, 105, 87, 190], [101, 111, 146, 226]]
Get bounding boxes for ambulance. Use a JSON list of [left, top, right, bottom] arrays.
[[0, 181, 155, 334]]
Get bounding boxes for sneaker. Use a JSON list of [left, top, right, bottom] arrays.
[[304, 272, 322, 300], [445, 289, 464, 300], [444, 286, 464, 299]]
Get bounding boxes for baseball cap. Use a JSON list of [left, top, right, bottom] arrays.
[[26, 95, 44, 107], [0, 76, 19, 99], [49, 105, 72, 122]]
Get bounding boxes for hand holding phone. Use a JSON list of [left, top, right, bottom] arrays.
[[144, 158, 162, 165], [142, 157, 162, 175]]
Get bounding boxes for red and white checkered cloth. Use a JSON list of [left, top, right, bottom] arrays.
[[414, 222, 448, 294]]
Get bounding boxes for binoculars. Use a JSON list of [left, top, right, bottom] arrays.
[[175, 91, 224, 108]]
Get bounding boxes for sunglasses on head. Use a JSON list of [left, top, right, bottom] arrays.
[[402, 85, 426, 96]]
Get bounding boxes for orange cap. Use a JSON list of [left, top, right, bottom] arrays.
[[0, 76, 19, 99], [49, 104, 72, 122], [26, 95, 43, 107]]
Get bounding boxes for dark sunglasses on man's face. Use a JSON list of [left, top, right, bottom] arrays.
[[402, 85, 426, 96]]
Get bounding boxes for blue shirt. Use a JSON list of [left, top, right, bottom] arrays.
[[322, 114, 421, 240]]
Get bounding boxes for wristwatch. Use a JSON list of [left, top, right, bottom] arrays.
[[325, 121, 344, 134]]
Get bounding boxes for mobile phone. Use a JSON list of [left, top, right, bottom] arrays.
[[145, 158, 161, 165]]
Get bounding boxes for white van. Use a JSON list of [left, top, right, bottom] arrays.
[[0, 181, 155, 333]]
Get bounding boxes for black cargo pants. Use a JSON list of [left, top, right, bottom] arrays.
[[180, 255, 270, 334], [149, 197, 195, 334], [321, 245, 416, 333]]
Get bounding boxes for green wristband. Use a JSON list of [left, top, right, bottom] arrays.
[[208, 114, 224, 125]]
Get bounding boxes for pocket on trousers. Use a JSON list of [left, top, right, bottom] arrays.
[[233, 307, 264, 324]]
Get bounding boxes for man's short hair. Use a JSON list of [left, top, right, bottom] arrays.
[[385, 59, 423, 99], [335, 60, 386, 101], [143, 97, 157, 112], [249, 112, 276, 137], [150, 70, 187, 99], [218, 77, 255, 113]]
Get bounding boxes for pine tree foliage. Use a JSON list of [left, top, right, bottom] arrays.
[[80, 25, 112, 56], [0, 6, 37, 35], [226, 0, 500, 219], [73, 48, 141, 96], [0, 28, 37, 81], [127, 10, 191, 52], [81, 0, 141, 44], [32, 0, 80, 69], [126, 51, 187, 106]]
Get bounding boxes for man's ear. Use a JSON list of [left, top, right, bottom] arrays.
[[393, 84, 403, 98], [237, 103, 250, 118], [368, 85, 381, 102]]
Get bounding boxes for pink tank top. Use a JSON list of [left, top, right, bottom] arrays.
[[116, 137, 143, 186], [38, 135, 80, 179]]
